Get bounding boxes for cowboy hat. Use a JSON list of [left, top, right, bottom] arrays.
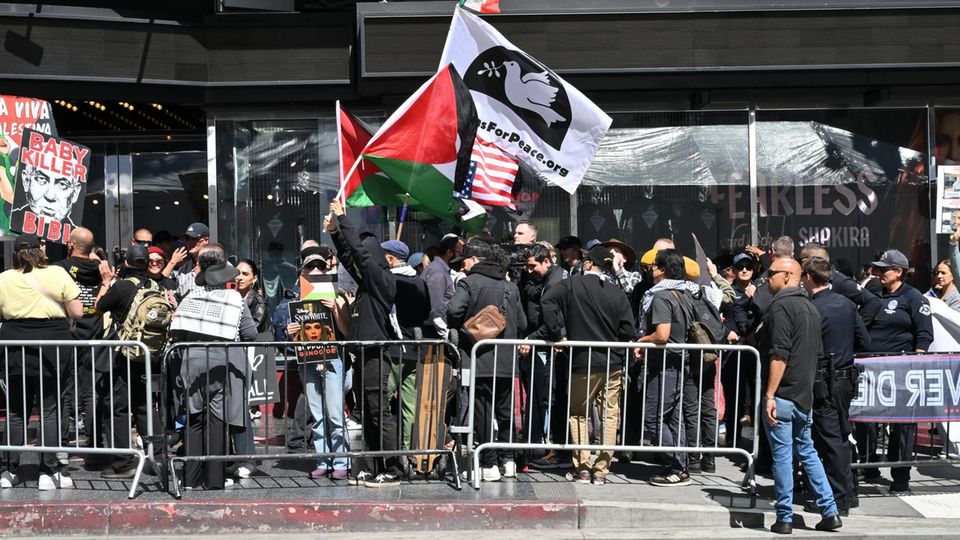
[[601, 238, 637, 269]]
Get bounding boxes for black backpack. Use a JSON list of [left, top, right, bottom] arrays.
[[670, 289, 725, 362]]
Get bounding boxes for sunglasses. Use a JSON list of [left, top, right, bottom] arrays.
[[148, 258, 164, 266], [135, 239, 153, 247], [303, 261, 328, 272], [735, 264, 753, 271], [768, 269, 791, 278]]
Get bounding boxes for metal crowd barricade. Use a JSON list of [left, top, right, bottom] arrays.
[[160, 339, 463, 498], [0, 340, 153, 499], [465, 339, 762, 492]]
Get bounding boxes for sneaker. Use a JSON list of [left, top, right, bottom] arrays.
[[701, 457, 716, 474], [346, 418, 363, 431], [0, 471, 17, 488], [236, 466, 253, 479], [224, 478, 234, 488], [890, 481, 911, 495], [38, 472, 74, 491], [481, 466, 502, 482], [56, 452, 70, 466], [650, 470, 692, 487], [309, 466, 330, 480], [349, 471, 372, 486], [502, 459, 517, 478], [592, 473, 607, 486], [331, 469, 349, 481], [570, 470, 591, 484], [365, 473, 401, 488], [101, 467, 137, 479], [250, 407, 262, 420]]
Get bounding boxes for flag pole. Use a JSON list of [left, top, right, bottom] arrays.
[[395, 193, 411, 240]]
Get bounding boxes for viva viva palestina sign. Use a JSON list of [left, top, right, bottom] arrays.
[[850, 354, 960, 423]]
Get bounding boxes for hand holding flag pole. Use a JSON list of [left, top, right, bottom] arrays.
[[396, 193, 411, 240]]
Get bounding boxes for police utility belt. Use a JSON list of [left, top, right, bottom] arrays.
[[813, 355, 864, 400]]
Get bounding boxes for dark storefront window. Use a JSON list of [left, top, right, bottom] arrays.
[[756, 109, 930, 288], [577, 111, 750, 267]]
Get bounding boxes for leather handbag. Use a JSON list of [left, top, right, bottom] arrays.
[[462, 284, 508, 341]]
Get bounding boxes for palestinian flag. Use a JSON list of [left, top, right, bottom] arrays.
[[359, 64, 482, 227], [459, 0, 500, 14], [337, 102, 421, 209]]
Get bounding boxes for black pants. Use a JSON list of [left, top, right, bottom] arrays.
[[519, 348, 550, 445], [354, 350, 402, 477], [855, 421, 915, 484], [183, 412, 228, 489], [643, 354, 686, 474], [1, 371, 62, 474], [474, 376, 516, 468], [812, 378, 856, 511], [548, 355, 571, 445], [109, 361, 160, 472], [684, 360, 718, 465]]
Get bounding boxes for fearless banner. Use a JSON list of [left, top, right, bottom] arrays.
[[850, 354, 960, 423], [439, 8, 611, 193], [9, 128, 89, 244]]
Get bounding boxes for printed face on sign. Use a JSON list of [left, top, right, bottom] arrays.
[[20, 164, 81, 222], [465, 46, 571, 150]]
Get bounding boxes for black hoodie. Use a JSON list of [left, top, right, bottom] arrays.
[[56, 256, 105, 339], [447, 259, 526, 378], [331, 214, 396, 342]]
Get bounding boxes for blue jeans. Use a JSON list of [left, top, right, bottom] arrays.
[[763, 397, 837, 523], [299, 360, 350, 471]]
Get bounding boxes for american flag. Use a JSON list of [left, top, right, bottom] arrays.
[[455, 136, 519, 209]]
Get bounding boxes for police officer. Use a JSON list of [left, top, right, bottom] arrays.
[[799, 242, 881, 326], [801, 257, 871, 515], [862, 249, 933, 494]]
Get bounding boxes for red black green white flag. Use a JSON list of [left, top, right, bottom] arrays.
[[351, 64, 486, 230], [459, 0, 500, 14]]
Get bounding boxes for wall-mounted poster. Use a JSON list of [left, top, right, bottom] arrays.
[[9, 128, 88, 244], [0, 96, 58, 239], [936, 165, 960, 235], [288, 299, 338, 363]]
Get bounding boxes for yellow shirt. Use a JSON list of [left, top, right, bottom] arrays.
[[0, 266, 81, 320]]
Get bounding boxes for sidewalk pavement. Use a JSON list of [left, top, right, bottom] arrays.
[[1, 451, 959, 537]]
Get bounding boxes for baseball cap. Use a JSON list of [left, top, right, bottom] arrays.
[[408, 252, 425, 268], [147, 246, 167, 262], [13, 233, 40, 252], [184, 222, 210, 238], [380, 240, 410, 261], [871, 249, 909, 269], [125, 244, 149, 268], [586, 245, 615, 272], [733, 253, 753, 266], [584, 239, 601, 251]]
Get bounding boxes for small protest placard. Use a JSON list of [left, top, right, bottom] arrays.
[[288, 299, 338, 363]]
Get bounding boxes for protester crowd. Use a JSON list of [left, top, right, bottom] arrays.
[[2, 196, 956, 533]]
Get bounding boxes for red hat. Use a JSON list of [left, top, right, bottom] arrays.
[[147, 246, 167, 262]]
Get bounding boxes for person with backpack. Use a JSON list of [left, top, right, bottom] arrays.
[[447, 242, 527, 482], [636, 248, 693, 487], [170, 246, 258, 490], [94, 243, 171, 479]]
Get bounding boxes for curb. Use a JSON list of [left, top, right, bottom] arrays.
[[0, 499, 580, 536]]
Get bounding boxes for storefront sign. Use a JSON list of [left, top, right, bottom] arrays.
[[850, 354, 960, 423]]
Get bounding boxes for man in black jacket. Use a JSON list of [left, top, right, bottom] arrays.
[[325, 200, 400, 488], [380, 239, 433, 461], [541, 246, 635, 486], [759, 258, 842, 534], [94, 243, 160, 479], [519, 243, 565, 467], [448, 242, 526, 482]]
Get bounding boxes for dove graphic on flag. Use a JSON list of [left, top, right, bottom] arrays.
[[440, 7, 611, 193]]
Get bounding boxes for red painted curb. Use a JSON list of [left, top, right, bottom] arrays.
[[0, 499, 581, 536]]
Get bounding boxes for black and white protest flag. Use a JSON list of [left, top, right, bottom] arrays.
[[439, 7, 611, 193]]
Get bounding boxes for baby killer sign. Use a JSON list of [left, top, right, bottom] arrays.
[[9, 128, 89, 244]]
